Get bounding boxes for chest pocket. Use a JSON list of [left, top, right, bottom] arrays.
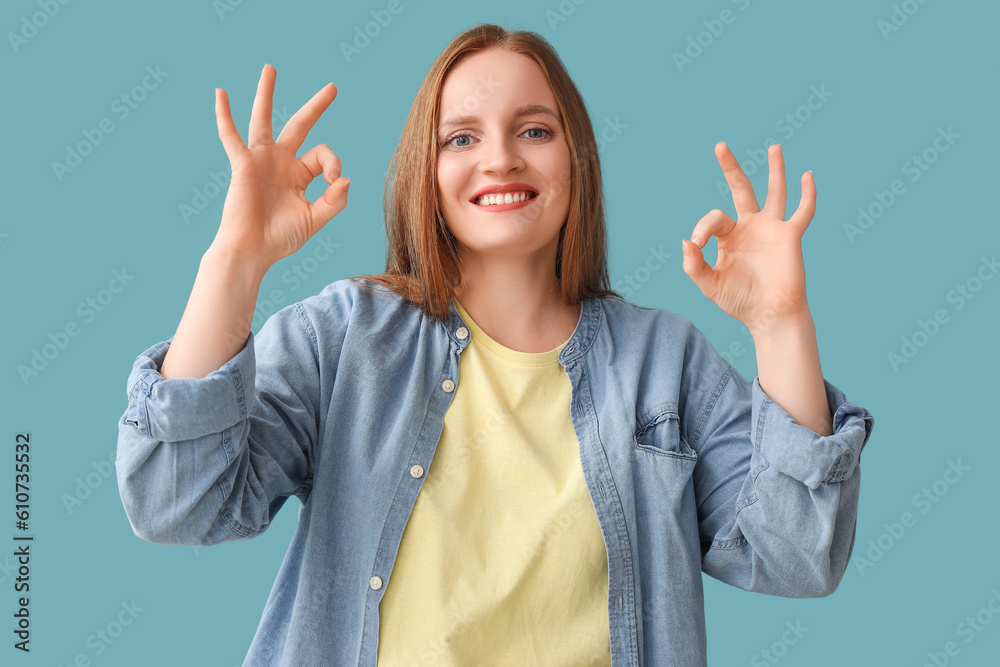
[[634, 410, 697, 460]]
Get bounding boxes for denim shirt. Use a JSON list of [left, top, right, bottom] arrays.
[[116, 277, 875, 666]]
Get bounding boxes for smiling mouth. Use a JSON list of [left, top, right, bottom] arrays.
[[473, 191, 538, 207]]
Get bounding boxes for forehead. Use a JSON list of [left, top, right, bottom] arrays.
[[438, 48, 559, 118]]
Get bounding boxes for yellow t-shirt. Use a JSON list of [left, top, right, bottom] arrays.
[[377, 298, 611, 666]]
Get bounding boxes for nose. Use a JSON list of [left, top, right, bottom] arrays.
[[479, 132, 524, 176]]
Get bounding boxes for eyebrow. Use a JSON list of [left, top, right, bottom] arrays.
[[438, 104, 561, 130]]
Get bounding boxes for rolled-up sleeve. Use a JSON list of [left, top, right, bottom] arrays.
[[694, 360, 875, 597], [750, 376, 873, 488], [115, 302, 321, 547]]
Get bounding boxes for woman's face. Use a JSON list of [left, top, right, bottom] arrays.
[[436, 47, 571, 269]]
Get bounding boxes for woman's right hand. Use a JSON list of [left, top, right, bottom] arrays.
[[211, 64, 350, 274]]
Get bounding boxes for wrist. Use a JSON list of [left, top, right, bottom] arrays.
[[746, 304, 813, 341], [744, 302, 814, 340], [203, 242, 271, 285]]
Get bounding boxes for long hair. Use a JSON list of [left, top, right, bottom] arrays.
[[352, 23, 620, 320]]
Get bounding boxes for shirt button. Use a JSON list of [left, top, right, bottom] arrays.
[[442, 379, 455, 393], [370, 576, 383, 590], [410, 464, 424, 478], [456, 327, 469, 340]]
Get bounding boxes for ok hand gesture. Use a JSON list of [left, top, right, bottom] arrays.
[[682, 143, 816, 335], [212, 64, 350, 273]]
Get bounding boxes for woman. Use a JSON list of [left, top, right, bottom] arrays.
[[116, 24, 875, 666]]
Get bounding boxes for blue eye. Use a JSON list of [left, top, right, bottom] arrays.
[[441, 126, 552, 149], [442, 133, 474, 148]]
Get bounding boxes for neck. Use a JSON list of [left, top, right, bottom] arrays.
[[453, 248, 580, 354]]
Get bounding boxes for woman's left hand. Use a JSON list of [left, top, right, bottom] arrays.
[[682, 142, 815, 335]]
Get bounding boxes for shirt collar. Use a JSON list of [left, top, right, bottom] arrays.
[[441, 295, 605, 365]]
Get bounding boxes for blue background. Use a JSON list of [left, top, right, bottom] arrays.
[[2, 0, 997, 664]]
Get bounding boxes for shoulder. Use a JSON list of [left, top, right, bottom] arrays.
[[596, 295, 702, 344], [255, 277, 428, 366], [297, 277, 407, 316], [594, 295, 729, 374], [283, 277, 426, 339]]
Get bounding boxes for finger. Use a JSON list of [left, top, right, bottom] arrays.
[[689, 208, 736, 250], [681, 238, 719, 300], [277, 83, 338, 153], [248, 63, 275, 147], [715, 142, 760, 216], [788, 171, 817, 230], [309, 176, 351, 227], [762, 144, 787, 220], [215, 88, 247, 160], [299, 144, 343, 184]]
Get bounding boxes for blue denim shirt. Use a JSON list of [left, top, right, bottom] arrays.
[[116, 277, 875, 666]]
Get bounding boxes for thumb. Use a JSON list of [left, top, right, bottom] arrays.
[[681, 239, 718, 298], [309, 176, 350, 227]]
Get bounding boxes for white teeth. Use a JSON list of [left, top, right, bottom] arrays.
[[476, 191, 534, 206]]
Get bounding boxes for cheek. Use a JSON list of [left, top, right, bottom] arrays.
[[539, 146, 572, 194], [436, 156, 466, 200]]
